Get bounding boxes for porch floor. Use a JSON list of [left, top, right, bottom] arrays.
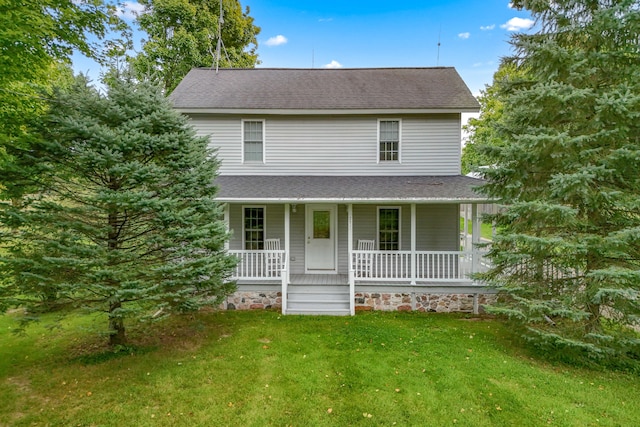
[[291, 274, 348, 285], [236, 274, 480, 287]]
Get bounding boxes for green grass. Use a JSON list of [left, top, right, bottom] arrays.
[[461, 217, 494, 241], [1, 310, 638, 426]]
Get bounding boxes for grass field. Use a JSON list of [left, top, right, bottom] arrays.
[[1, 310, 638, 426], [460, 218, 494, 241]]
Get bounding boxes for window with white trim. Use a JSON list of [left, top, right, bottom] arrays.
[[378, 119, 400, 162], [243, 120, 264, 162], [243, 206, 265, 250], [378, 207, 400, 250]]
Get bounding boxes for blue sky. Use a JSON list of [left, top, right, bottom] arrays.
[[80, 1, 535, 96]]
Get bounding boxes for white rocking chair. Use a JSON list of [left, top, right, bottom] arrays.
[[265, 239, 281, 277], [357, 239, 375, 277]]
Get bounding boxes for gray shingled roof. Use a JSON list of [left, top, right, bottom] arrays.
[[214, 175, 489, 203], [170, 68, 479, 111]]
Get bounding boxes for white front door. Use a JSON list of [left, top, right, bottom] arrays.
[[306, 204, 337, 272]]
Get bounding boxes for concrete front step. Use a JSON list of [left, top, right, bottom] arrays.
[[286, 308, 351, 316], [288, 284, 349, 293], [287, 300, 350, 310], [288, 292, 349, 302], [286, 284, 351, 315]]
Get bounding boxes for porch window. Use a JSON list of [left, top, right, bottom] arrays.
[[378, 119, 400, 162], [243, 120, 264, 162], [243, 206, 265, 250], [378, 207, 400, 250]]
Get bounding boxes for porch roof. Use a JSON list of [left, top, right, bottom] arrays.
[[214, 175, 490, 203]]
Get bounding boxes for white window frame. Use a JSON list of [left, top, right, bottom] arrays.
[[377, 119, 402, 163], [241, 119, 266, 163], [377, 206, 401, 250], [242, 205, 266, 250]]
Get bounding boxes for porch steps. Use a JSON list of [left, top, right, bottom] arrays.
[[286, 284, 351, 316]]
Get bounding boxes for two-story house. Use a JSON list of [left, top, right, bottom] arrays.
[[170, 67, 494, 315]]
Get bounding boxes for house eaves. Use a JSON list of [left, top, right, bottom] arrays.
[[175, 108, 480, 115]]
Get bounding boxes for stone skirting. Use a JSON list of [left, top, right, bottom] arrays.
[[224, 290, 496, 313], [225, 291, 282, 311], [355, 292, 497, 313]]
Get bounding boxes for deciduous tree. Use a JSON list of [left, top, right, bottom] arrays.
[[462, 63, 525, 175], [0, 0, 118, 200], [132, 0, 260, 93]]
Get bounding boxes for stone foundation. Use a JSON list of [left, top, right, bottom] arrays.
[[354, 292, 497, 313], [225, 291, 282, 311], [225, 290, 496, 313]]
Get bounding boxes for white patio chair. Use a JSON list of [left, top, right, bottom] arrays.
[[357, 239, 375, 277], [265, 239, 281, 277]]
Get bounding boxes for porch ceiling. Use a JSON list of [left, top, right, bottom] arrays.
[[214, 175, 491, 203]]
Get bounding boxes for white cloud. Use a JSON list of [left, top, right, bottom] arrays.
[[264, 35, 288, 47], [480, 24, 495, 31], [458, 32, 470, 39], [324, 60, 342, 69], [501, 17, 534, 31], [318, 18, 333, 22], [508, 2, 515, 8], [115, 1, 145, 20]]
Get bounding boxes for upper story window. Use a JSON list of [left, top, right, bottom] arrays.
[[243, 120, 264, 162], [378, 119, 401, 162], [378, 207, 400, 250], [243, 206, 265, 250]]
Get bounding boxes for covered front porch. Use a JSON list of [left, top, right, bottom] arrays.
[[217, 175, 493, 315]]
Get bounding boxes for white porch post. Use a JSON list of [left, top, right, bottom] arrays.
[[410, 203, 416, 285], [463, 204, 470, 250], [223, 203, 230, 251], [347, 203, 355, 315], [471, 203, 480, 273], [283, 203, 290, 314]]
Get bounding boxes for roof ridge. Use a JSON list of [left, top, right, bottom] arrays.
[[192, 67, 455, 71]]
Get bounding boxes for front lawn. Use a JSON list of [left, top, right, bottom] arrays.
[[460, 217, 494, 241], [1, 310, 637, 426]]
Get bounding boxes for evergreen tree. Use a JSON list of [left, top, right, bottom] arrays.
[[479, 0, 640, 364], [0, 73, 236, 346], [132, 0, 260, 93]]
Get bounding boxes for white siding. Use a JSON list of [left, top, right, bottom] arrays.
[[188, 114, 461, 176], [227, 204, 285, 250], [289, 207, 305, 274], [351, 204, 458, 251], [416, 204, 459, 251]]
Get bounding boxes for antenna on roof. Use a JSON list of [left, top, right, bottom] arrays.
[[436, 25, 442, 66], [215, 0, 224, 73]]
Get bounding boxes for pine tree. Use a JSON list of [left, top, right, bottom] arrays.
[[0, 73, 236, 346], [479, 0, 640, 364]]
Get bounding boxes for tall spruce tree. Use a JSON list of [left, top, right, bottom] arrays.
[[0, 73, 236, 346], [478, 0, 640, 364]]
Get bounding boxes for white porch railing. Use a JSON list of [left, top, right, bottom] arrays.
[[228, 249, 489, 282], [352, 250, 489, 282], [229, 250, 286, 280]]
